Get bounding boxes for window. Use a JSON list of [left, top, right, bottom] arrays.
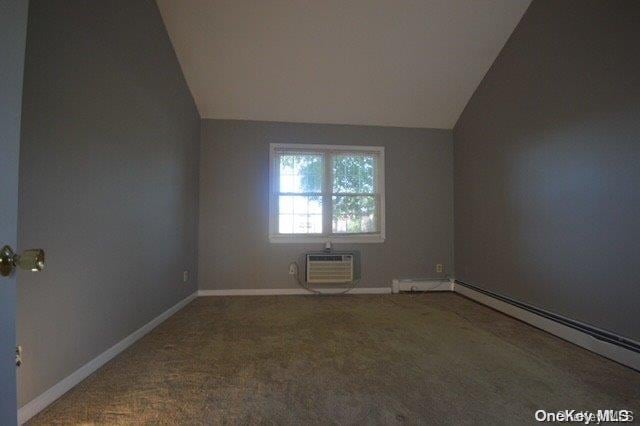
[[269, 143, 385, 243]]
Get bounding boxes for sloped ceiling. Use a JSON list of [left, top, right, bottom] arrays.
[[157, 0, 531, 129]]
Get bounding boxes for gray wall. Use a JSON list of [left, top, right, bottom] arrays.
[[454, 0, 640, 341], [17, 0, 200, 406], [199, 119, 453, 290], [0, 0, 28, 422]]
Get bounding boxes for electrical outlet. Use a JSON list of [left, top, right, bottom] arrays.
[[436, 264, 444, 273], [182, 270, 189, 283], [15, 345, 22, 367]]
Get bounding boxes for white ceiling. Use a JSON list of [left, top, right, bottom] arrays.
[[157, 0, 530, 129]]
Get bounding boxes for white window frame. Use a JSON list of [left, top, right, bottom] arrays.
[[269, 143, 385, 244]]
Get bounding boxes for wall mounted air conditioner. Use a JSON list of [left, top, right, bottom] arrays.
[[306, 253, 354, 284]]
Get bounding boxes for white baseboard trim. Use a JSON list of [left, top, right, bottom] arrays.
[[18, 291, 197, 425], [18, 280, 638, 424], [336, 287, 391, 294], [386, 278, 639, 370], [198, 287, 391, 296], [199, 288, 307, 296], [453, 283, 640, 371], [391, 279, 454, 294]]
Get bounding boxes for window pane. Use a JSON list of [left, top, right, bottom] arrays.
[[278, 195, 323, 234], [332, 195, 376, 233], [279, 154, 323, 193], [332, 154, 376, 194]]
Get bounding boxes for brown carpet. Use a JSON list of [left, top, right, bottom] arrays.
[[28, 293, 639, 425]]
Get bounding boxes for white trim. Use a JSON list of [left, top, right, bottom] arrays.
[[333, 287, 391, 294], [199, 288, 308, 296], [391, 279, 453, 293], [270, 143, 384, 152], [268, 234, 385, 244], [390, 278, 640, 370], [19, 280, 638, 425], [268, 143, 385, 244], [453, 283, 640, 371], [17, 292, 198, 425], [198, 287, 391, 297]]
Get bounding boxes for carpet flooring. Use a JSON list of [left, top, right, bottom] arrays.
[[28, 293, 639, 425]]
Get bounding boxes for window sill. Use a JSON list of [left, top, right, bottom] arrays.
[[268, 234, 385, 244]]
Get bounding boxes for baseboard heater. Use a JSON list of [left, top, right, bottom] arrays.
[[455, 280, 640, 355]]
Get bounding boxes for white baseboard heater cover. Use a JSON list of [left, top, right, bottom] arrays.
[[306, 254, 354, 284]]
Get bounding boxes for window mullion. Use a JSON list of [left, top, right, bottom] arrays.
[[272, 153, 279, 235], [332, 192, 376, 196], [323, 152, 332, 236]]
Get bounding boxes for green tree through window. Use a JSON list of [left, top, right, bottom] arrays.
[[295, 153, 377, 233]]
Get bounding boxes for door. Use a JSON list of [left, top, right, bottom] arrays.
[[0, 0, 29, 424]]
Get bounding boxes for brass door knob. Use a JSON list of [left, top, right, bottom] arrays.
[[0, 245, 45, 277]]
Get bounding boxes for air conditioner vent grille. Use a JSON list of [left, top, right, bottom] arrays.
[[306, 254, 354, 284]]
